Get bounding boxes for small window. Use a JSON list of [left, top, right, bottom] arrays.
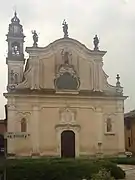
[[128, 137, 131, 147], [21, 118, 27, 132], [106, 118, 112, 132]]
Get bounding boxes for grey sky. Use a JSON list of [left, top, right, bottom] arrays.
[[0, 0, 134, 118]]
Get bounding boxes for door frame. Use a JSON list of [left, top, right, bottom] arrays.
[[55, 124, 80, 157]]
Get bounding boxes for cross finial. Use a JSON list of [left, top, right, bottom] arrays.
[[116, 74, 120, 87], [15, 10, 17, 15], [13, 5, 17, 15]]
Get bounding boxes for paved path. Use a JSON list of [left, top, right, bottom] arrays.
[[118, 165, 135, 180]]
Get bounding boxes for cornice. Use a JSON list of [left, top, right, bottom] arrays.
[[3, 90, 128, 101], [26, 38, 106, 58]]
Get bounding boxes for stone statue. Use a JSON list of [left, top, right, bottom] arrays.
[[32, 30, 38, 47], [10, 70, 18, 84], [61, 49, 72, 64], [62, 19, 68, 38], [107, 118, 112, 132], [93, 35, 99, 50]]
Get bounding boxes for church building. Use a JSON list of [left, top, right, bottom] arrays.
[[4, 12, 127, 158]]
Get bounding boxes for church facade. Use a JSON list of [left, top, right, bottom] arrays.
[[4, 13, 127, 158]]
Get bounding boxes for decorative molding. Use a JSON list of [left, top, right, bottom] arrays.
[[104, 132, 115, 136], [103, 113, 116, 122], [7, 104, 16, 110], [56, 64, 77, 79], [55, 107, 80, 131], [16, 111, 31, 122], [59, 107, 77, 124], [55, 123, 81, 132]]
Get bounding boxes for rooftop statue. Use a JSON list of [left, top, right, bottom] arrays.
[[93, 35, 99, 50], [32, 30, 38, 47], [62, 19, 68, 38]]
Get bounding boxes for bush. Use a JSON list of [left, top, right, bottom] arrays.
[[6, 158, 125, 180], [91, 159, 125, 179], [91, 168, 115, 180], [109, 157, 135, 165]]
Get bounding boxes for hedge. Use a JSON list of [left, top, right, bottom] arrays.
[[3, 158, 125, 180], [109, 157, 135, 165]]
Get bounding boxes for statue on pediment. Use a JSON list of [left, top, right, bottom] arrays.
[[32, 30, 38, 47], [62, 19, 68, 38], [93, 35, 99, 50]]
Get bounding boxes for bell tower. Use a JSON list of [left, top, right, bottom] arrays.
[[6, 11, 25, 91]]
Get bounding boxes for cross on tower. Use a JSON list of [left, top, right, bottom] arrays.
[[116, 74, 120, 86]]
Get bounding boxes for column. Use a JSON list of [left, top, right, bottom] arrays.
[[31, 106, 40, 156]]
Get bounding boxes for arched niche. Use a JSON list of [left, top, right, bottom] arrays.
[[21, 118, 27, 132]]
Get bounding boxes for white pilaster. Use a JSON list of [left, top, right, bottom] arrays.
[[7, 103, 16, 155], [96, 107, 103, 153], [31, 105, 40, 155], [117, 113, 125, 153], [116, 101, 125, 154]]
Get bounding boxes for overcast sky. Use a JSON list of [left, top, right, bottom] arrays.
[[0, 0, 134, 118]]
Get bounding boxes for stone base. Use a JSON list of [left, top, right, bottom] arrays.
[[118, 152, 126, 158], [31, 152, 41, 157], [96, 152, 104, 158], [7, 153, 16, 158]]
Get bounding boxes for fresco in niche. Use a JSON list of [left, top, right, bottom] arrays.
[[55, 71, 79, 90]]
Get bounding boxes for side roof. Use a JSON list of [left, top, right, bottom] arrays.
[[124, 110, 135, 118]]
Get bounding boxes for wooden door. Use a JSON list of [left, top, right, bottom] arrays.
[[61, 130, 75, 158]]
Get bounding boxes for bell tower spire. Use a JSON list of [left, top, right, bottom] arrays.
[[6, 11, 25, 91], [6, 11, 25, 61]]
